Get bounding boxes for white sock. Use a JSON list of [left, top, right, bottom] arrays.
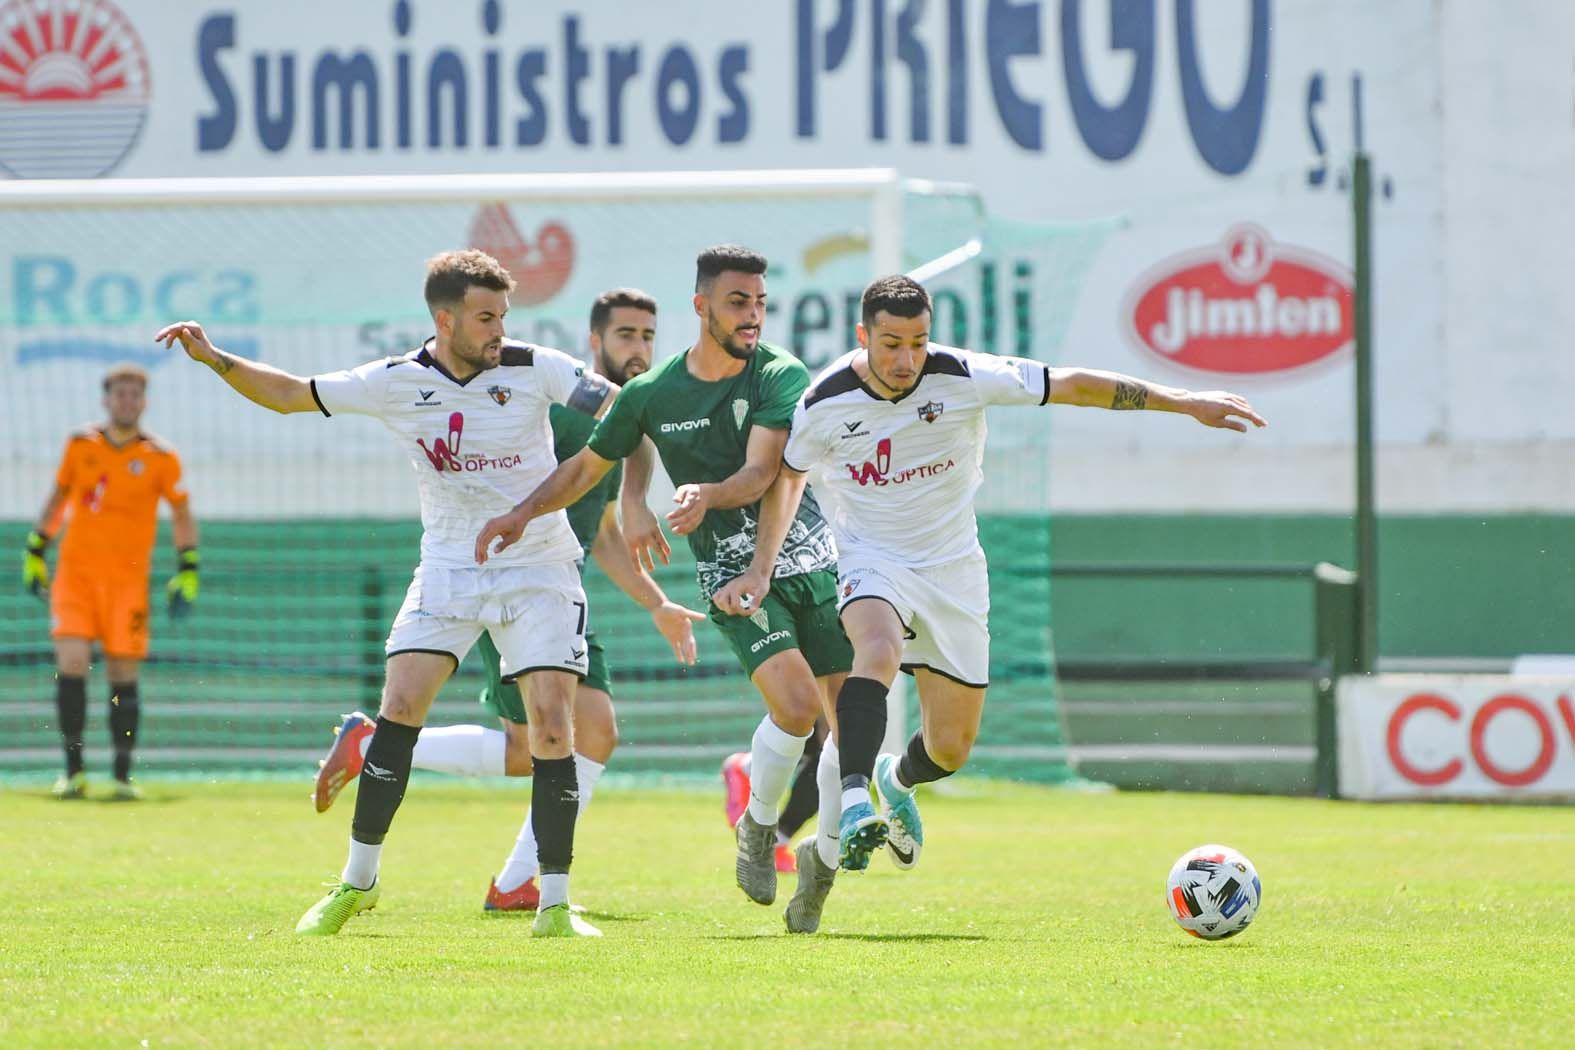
[[538, 872, 570, 910], [815, 739, 841, 870], [883, 754, 916, 798], [342, 838, 381, 890], [495, 752, 606, 893], [410, 724, 506, 777], [746, 716, 810, 826], [841, 786, 871, 811]]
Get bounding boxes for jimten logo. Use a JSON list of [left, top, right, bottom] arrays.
[[1124, 226, 1354, 376], [0, 0, 151, 179]]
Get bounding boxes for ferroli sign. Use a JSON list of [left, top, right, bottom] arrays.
[[1123, 225, 1354, 377]]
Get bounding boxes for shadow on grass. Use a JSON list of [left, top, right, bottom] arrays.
[[14, 791, 186, 805], [479, 909, 654, 925], [707, 932, 987, 943]]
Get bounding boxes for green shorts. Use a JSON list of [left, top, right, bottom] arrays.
[[477, 630, 610, 725], [708, 569, 853, 679]]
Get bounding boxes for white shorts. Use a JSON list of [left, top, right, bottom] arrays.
[[836, 549, 991, 688], [385, 561, 589, 681]]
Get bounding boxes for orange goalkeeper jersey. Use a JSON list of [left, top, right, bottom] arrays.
[[52, 426, 187, 579]]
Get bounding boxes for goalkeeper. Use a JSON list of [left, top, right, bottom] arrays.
[[23, 363, 200, 801]]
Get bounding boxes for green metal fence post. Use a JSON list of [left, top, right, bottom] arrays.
[[361, 566, 383, 710], [1314, 563, 1361, 799], [1353, 151, 1378, 672]]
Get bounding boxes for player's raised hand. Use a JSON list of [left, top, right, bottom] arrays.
[[650, 599, 706, 665], [666, 483, 712, 536], [622, 498, 671, 571], [154, 320, 221, 366], [474, 508, 529, 564], [1185, 391, 1266, 433], [712, 566, 770, 618]]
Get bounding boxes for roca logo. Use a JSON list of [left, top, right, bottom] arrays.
[[1123, 225, 1354, 376], [0, 0, 151, 179]]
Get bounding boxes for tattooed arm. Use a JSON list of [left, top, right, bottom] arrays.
[[1047, 368, 1267, 432], [154, 320, 319, 414]]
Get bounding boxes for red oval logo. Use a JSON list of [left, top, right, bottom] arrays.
[[1125, 226, 1353, 375]]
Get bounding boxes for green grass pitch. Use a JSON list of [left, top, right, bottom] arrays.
[[4, 780, 1574, 1048]]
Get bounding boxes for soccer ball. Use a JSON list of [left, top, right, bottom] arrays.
[[1165, 844, 1261, 940]]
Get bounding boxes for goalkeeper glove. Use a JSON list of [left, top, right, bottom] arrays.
[[166, 547, 200, 619], [22, 530, 49, 598]]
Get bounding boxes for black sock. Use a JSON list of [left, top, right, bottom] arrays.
[[897, 730, 954, 788], [108, 681, 140, 782], [836, 676, 889, 791], [349, 717, 420, 846], [531, 755, 579, 875], [778, 730, 823, 838], [56, 676, 87, 777]]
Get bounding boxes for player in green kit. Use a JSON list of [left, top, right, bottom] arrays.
[[314, 289, 705, 911], [476, 246, 852, 910]]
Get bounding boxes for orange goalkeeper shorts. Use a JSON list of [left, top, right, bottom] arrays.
[[50, 564, 151, 660]]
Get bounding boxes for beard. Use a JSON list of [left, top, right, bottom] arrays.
[[451, 331, 500, 372], [707, 310, 757, 360], [598, 350, 649, 386]]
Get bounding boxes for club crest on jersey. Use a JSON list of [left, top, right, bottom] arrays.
[[917, 400, 944, 423], [487, 385, 512, 406], [126, 459, 145, 476], [732, 398, 749, 430]]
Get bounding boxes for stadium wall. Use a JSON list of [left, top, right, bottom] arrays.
[[5, 513, 1568, 795], [4, 1, 1574, 515]]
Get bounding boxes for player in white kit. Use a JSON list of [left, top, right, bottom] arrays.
[[715, 275, 1265, 930], [155, 250, 614, 938]]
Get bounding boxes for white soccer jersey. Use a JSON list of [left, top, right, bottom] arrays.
[[783, 345, 1050, 566], [310, 338, 595, 569]]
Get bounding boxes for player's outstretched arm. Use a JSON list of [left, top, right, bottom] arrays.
[[1048, 367, 1266, 432], [619, 437, 671, 571], [667, 425, 788, 536], [590, 504, 704, 665], [474, 446, 615, 564], [712, 466, 808, 618], [155, 321, 318, 414]]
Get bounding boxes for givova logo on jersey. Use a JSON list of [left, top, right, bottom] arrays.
[[415, 411, 522, 473]]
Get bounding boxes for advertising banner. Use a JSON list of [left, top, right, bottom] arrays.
[[4, 1, 1574, 512], [1338, 676, 1575, 801]]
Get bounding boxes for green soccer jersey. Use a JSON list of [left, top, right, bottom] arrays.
[[551, 401, 622, 561], [587, 341, 837, 599]]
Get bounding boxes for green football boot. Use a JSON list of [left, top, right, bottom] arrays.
[[294, 880, 380, 936], [52, 772, 87, 800], [531, 903, 602, 937], [874, 753, 923, 870], [110, 779, 144, 802]]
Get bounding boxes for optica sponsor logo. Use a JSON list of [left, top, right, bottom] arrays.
[[468, 204, 573, 306], [1124, 225, 1353, 376], [0, 0, 151, 178]]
